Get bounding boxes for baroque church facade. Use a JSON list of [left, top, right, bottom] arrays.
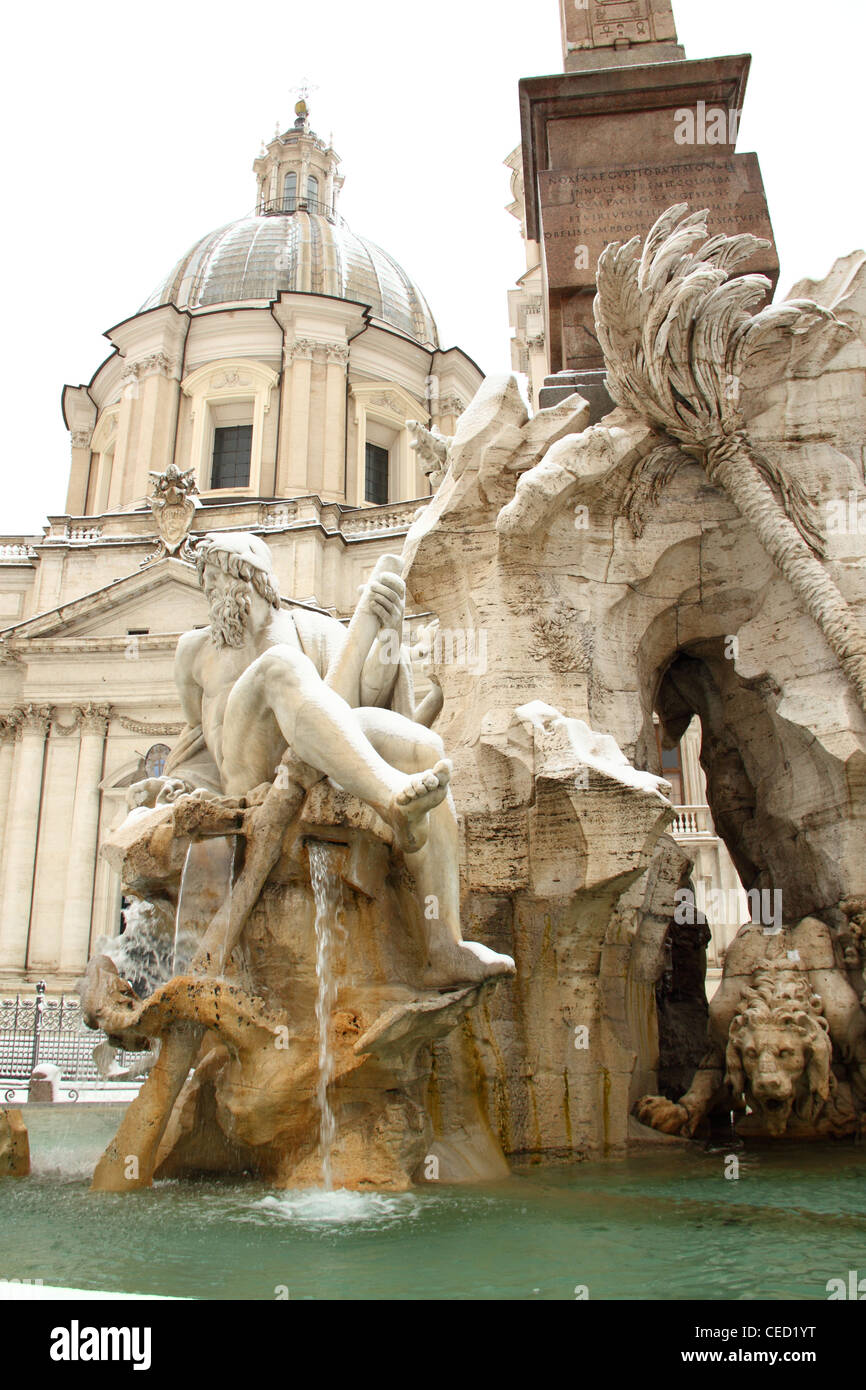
[[0, 104, 481, 993]]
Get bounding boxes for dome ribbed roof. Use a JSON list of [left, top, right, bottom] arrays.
[[141, 210, 439, 347]]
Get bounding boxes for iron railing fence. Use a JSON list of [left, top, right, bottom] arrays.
[[0, 983, 150, 1083], [257, 195, 340, 222]]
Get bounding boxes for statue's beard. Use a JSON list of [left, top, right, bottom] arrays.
[[209, 584, 251, 649]]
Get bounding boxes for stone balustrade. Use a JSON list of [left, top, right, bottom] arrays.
[[670, 804, 714, 837], [341, 506, 423, 537]]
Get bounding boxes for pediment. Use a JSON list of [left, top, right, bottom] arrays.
[[4, 558, 208, 643]]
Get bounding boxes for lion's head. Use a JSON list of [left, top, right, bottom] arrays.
[[725, 969, 832, 1136]]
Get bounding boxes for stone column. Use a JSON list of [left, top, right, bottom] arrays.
[[106, 380, 137, 511], [322, 344, 349, 500], [0, 717, 17, 847], [396, 425, 412, 502], [26, 715, 82, 974], [62, 385, 97, 514], [350, 392, 367, 506], [283, 342, 313, 493], [58, 705, 110, 977], [0, 716, 19, 909], [0, 706, 50, 974], [129, 354, 183, 504], [66, 428, 94, 516]]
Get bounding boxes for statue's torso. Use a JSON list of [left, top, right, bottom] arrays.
[[195, 610, 304, 770], [190, 606, 345, 778]]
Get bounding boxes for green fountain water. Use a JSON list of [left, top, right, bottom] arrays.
[[3, 1107, 864, 1300]]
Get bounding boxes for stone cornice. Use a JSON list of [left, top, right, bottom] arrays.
[[0, 638, 23, 664], [350, 380, 427, 420], [9, 635, 182, 656]]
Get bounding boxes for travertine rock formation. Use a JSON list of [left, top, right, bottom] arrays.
[[82, 796, 506, 1190], [400, 206, 866, 1157], [0, 1109, 30, 1178]]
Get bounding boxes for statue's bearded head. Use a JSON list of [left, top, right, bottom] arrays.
[[194, 533, 281, 649]]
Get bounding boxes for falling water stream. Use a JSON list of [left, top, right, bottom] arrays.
[[171, 843, 194, 976], [171, 836, 236, 978], [307, 841, 346, 1190]]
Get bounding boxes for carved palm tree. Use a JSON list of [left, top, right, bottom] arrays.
[[594, 203, 866, 708]]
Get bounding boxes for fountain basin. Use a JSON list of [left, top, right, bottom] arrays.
[[2, 1134, 865, 1300]]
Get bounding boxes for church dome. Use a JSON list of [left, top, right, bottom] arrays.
[[141, 209, 440, 349]]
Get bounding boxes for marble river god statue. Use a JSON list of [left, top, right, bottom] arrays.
[[80, 532, 514, 1192]]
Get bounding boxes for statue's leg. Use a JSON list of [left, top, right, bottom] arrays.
[[357, 707, 515, 987], [220, 645, 449, 851]]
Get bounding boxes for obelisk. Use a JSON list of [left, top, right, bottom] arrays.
[[521, 0, 779, 395]]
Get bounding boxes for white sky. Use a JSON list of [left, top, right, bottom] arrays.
[[1, 0, 864, 535]]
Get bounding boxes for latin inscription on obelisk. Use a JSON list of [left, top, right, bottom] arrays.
[[540, 154, 776, 289]]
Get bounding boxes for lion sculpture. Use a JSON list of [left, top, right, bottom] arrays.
[[636, 916, 866, 1139]]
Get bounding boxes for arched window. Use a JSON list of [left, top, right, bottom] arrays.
[[144, 743, 171, 778], [180, 357, 278, 497], [283, 171, 297, 211], [306, 175, 319, 207]]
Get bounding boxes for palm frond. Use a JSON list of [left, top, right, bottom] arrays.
[[594, 202, 866, 708], [593, 204, 851, 546], [621, 444, 689, 537], [637, 204, 692, 288]]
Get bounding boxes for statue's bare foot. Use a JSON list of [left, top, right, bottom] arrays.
[[387, 759, 452, 852], [423, 939, 516, 989]]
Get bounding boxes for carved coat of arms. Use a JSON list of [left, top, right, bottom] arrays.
[[145, 465, 200, 563]]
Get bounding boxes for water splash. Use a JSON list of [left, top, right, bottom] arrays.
[[248, 1189, 418, 1227], [307, 841, 346, 1190], [95, 900, 193, 1000], [96, 836, 237, 999]]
